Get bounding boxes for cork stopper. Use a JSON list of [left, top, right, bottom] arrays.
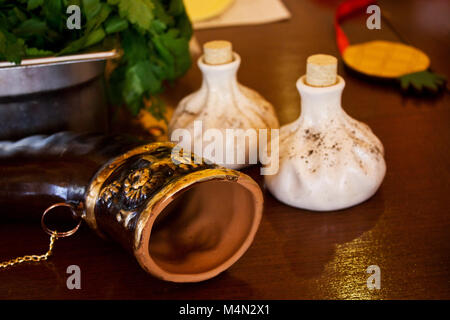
[[203, 40, 233, 65], [306, 54, 338, 87]]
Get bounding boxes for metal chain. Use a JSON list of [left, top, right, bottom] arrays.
[[0, 232, 58, 269], [1, 202, 81, 270]]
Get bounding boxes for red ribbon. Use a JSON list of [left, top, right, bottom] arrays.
[[335, 0, 377, 54]]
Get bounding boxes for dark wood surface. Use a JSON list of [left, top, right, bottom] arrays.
[[1, 0, 449, 299]]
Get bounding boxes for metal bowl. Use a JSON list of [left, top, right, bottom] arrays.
[[0, 51, 117, 141]]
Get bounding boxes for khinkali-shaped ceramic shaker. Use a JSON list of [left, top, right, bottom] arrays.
[[168, 40, 279, 169], [265, 54, 386, 211]]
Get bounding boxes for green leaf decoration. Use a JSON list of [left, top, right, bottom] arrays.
[[399, 71, 447, 93]]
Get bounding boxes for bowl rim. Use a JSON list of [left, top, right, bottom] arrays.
[[0, 49, 120, 69]]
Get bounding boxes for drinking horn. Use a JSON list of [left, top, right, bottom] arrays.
[[0, 132, 263, 282]]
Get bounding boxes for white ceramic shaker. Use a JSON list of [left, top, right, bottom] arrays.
[[168, 40, 279, 169], [265, 54, 386, 211]]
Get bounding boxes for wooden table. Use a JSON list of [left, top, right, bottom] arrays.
[[1, 0, 449, 299]]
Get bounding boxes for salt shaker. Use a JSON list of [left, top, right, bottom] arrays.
[[168, 40, 279, 169]]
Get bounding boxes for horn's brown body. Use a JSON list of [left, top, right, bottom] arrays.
[[0, 132, 143, 221], [0, 132, 263, 282]]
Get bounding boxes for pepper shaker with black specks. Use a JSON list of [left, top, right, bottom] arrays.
[[264, 54, 386, 211]]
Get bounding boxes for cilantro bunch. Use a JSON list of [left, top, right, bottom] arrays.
[[0, 0, 193, 118]]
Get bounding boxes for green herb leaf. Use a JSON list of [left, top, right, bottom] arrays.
[[0, 0, 193, 119], [43, 0, 63, 31], [82, 0, 102, 20], [85, 3, 112, 32], [25, 47, 54, 56], [27, 0, 44, 10], [0, 28, 26, 64], [114, 0, 154, 31], [104, 16, 128, 34], [13, 19, 47, 38]]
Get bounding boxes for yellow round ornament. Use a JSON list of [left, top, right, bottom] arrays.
[[335, 0, 446, 93], [183, 0, 235, 22], [343, 40, 430, 79]]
